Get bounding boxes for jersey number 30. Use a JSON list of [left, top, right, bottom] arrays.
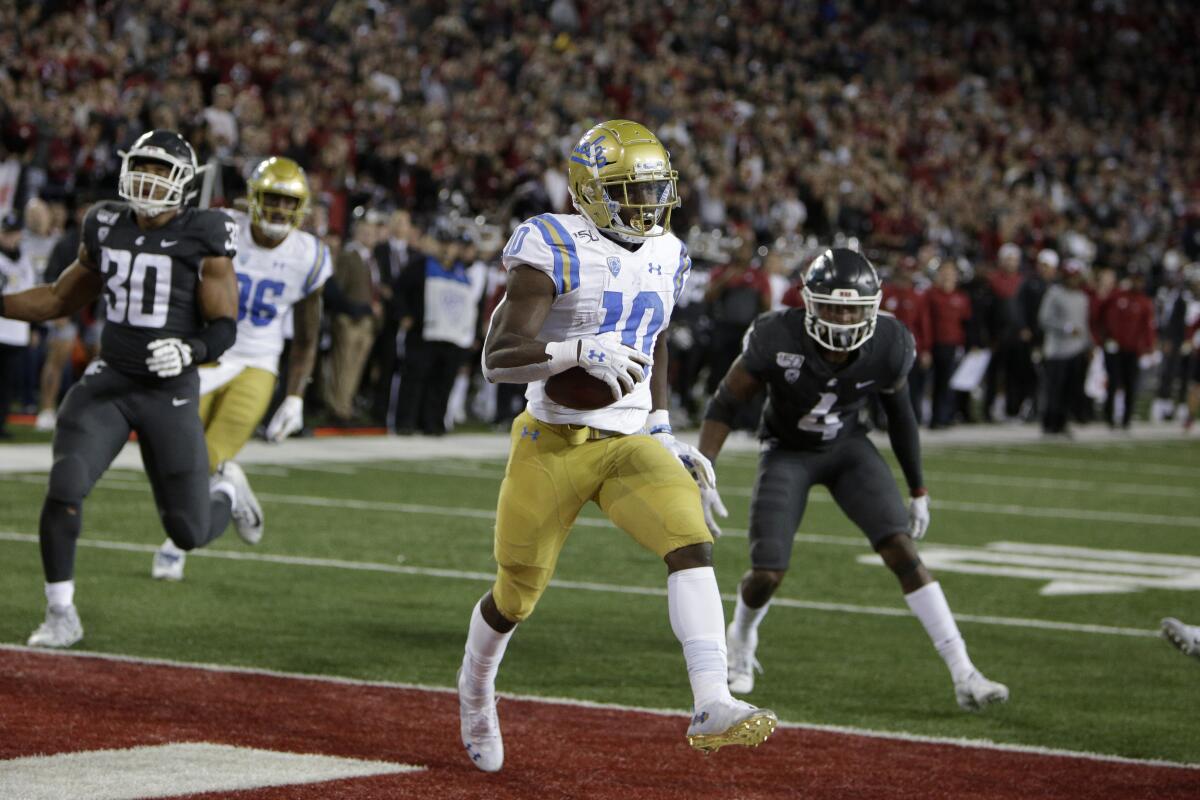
[[101, 248, 172, 328]]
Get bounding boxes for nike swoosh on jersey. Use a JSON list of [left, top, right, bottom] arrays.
[[161, 240, 178, 247], [172, 397, 190, 406], [855, 380, 875, 388]]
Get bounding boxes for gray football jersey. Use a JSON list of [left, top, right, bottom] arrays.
[[740, 310, 915, 449], [82, 201, 237, 379]]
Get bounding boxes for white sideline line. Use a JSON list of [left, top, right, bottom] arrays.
[[1, 644, 1195, 771], [0, 531, 1157, 639], [8, 471, 1199, 530]]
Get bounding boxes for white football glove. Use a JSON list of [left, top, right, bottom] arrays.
[[575, 332, 652, 401], [145, 338, 194, 378], [908, 493, 930, 540], [649, 412, 728, 538], [266, 395, 304, 443]]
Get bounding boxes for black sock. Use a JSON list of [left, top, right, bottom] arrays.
[[39, 498, 82, 583]]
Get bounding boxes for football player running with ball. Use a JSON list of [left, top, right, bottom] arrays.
[[456, 120, 776, 772], [150, 156, 330, 581], [0, 130, 263, 648], [699, 248, 1009, 711]]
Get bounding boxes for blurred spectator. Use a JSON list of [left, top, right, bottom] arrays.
[[324, 217, 380, 424], [395, 230, 487, 436], [881, 258, 931, 422], [0, 211, 35, 437], [1017, 249, 1060, 419], [372, 209, 413, 425], [1039, 260, 1091, 436], [704, 239, 771, 397], [926, 259, 971, 429], [1098, 271, 1156, 429], [1152, 254, 1193, 422], [985, 243, 1033, 421]]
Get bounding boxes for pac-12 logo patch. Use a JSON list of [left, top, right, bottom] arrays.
[[776, 352, 804, 368], [607, 256, 621, 276], [785, 368, 801, 383]]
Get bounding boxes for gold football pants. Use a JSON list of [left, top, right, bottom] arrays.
[[198, 366, 276, 473], [491, 410, 712, 623]]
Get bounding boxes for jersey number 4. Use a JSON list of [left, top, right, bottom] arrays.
[[797, 392, 844, 440], [101, 248, 172, 328], [237, 275, 285, 327]]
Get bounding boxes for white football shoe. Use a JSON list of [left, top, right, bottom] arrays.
[[1161, 618, 1200, 659], [458, 668, 503, 772], [686, 697, 777, 753], [27, 604, 83, 648], [954, 670, 1010, 711], [215, 461, 264, 545], [151, 540, 186, 581], [726, 623, 763, 695]]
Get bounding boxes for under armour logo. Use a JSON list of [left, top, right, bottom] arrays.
[[648, 264, 663, 275], [588, 350, 605, 363], [521, 426, 540, 441]]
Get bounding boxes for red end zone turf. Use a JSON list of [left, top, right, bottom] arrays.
[[0, 648, 1195, 800]]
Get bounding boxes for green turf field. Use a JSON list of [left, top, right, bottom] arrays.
[[1, 438, 1197, 764]]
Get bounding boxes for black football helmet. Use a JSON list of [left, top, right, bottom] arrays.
[[801, 248, 883, 351], [118, 130, 198, 216]]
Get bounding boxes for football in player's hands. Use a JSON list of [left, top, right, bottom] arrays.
[[545, 367, 619, 410]]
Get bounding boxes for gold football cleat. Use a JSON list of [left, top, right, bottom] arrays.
[[686, 707, 778, 754]]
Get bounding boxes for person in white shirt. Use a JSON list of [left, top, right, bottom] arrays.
[[0, 211, 35, 437], [150, 156, 331, 581]]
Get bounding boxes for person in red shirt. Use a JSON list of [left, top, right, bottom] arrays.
[[1098, 270, 1156, 428], [882, 261, 932, 422], [925, 259, 972, 428]]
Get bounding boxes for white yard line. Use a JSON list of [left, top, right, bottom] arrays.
[[1, 643, 1194, 770], [0, 531, 1158, 639]]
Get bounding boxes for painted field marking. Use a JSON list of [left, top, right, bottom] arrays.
[[0, 531, 1158, 639], [859, 542, 1200, 596], [0, 742, 422, 800], [2, 644, 1196, 771], [6, 471, 1197, 530]]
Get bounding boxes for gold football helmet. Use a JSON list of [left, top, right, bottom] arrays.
[[567, 120, 679, 239], [247, 156, 310, 239]]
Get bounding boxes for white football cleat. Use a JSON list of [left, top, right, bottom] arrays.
[[686, 698, 777, 753], [458, 668, 503, 772], [216, 461, 264, 545], [726, 623, 762, 695], [954, 670, 1009, 711], [27, 604, 83, 648], [1161, 618, 1200, 659], [151, 540, 186, 581]]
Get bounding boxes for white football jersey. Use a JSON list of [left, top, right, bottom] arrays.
[[499, 213, 691, 433], [221, 209, 332, 374]]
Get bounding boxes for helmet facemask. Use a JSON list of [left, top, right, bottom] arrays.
[[250, 191, 305, 239], [801, 287, 882, 352], [586, 174, 678, 240], [118, 154, 195, 218]]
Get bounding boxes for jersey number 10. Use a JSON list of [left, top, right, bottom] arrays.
[[598, 290, 665, 355]]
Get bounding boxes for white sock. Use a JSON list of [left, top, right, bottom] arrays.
[[45, 580, 75, 610], [905, 581, 975, 683], [667, 567, 733, 709], [211, 480, 236, 508], [159, 538, 185, 557], [461, 600, 514, 701], [730, 593, 770, 640]]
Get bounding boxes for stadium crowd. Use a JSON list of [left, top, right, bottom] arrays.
[[2, 0, 1199, 437]]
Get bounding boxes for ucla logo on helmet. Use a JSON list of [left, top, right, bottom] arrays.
[[607, 256, 621, 276]]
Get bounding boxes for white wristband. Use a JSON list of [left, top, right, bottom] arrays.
[[544, 339, 580, 375], [647, 409, 672, 436], [482, 339, 578, 384]]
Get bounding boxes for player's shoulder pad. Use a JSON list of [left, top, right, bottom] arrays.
[[80, 201, 129, 266], [191, 208, 238, 259], [500, 213, 583, 295], [876, 314, 916, 387]]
